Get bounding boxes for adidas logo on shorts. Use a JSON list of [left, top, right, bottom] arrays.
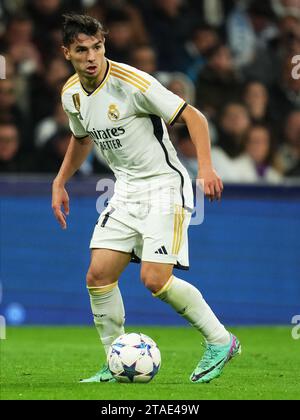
[[155, 246, 168, 255]]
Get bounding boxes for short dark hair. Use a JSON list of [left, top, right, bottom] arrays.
[[62, 13, 107, 47]]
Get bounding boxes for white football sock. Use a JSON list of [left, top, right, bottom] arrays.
[[88, 282, 125, 355], [154, 275, 230, 345]]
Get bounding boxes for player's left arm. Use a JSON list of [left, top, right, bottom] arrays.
[[177, 105, 223, 201]]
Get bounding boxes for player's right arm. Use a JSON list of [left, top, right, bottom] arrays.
[[52, 135, 93, 229]]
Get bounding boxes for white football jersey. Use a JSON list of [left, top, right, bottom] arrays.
[[61, 59, 193, 209]]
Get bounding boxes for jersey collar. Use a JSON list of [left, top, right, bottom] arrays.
[[80, 59, 111, 96]]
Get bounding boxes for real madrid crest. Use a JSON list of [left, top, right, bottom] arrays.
[[108, 104, 120, 121]]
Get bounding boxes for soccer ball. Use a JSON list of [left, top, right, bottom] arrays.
[[107, 332, 161, 383]]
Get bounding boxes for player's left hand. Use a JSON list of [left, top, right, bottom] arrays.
[[197, 167, 223, 202]]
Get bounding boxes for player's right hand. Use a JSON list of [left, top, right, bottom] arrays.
[[197, 167, 223, 202], [52, 182, 70, 229]]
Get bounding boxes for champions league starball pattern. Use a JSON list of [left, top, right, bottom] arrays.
[[107, 333, 161, 383]]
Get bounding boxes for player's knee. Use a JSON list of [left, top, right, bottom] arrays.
[[86, 267, 117, 287], [140, 268, 168, 294]]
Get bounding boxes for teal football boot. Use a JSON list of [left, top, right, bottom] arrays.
[[190, 333, 241, 384], [80, 364, 116, 383]]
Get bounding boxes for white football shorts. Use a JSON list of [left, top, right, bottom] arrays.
[[90, 195, 192, 270]]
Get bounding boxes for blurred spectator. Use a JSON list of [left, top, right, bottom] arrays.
[[286, 159, 300, 177], [188, 0, 235, 28], [211, 145, 235, 182], [105, 9, 136, 63], [27, 0, 63, 23], [26, 0, 65, 39], [0, 14, 42, 76], [1, 55, 30, 116], [106, 0, 149, 45], [129, 45, 158, 75], [175, 125, 198, 179], [37, 128, 110, 176], [277, 110, 300, 174], [141, 0, 196, 71], [176, 125, 226, 180], [34, 101, 69, 148], [0, 78, 25, 129], [0, 15, 41, 141], [277, 15, 300, 57], [227, 0, 279, 84], [272, 0, 300, 19], [217, 103, 251, 158], [0, 1, 10, 33], [195, 44, 242, 118], [44, 27, 65, 61], [233, 124, 282, 183], [161, 72, 196, 144], [0, 123, 34, 172], [36, 128, 72, 173], [270, 54, 300, 120], [183, 24, 220, 82], [0, 0, 298, 182], [29, 56, 72, 127], [25, 0, 85, 61], [243, 80, 272, 124], [166, 73, 195, 105], [81, 0, 107, 23]]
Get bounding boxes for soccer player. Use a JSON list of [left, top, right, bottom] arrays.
[[52, 14, 241, 384]]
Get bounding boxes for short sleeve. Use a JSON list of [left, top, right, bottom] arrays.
[[133, 76, 187, 125], [65, 110, 88, 138], [61, 95, 88, 139]]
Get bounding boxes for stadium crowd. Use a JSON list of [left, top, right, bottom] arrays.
[[0, 0, 300, 183]]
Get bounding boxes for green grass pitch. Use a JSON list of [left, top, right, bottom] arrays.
[[1, 326, 299, 400]]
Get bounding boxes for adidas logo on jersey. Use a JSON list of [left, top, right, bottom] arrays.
[[155, 246, 168, 255]]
